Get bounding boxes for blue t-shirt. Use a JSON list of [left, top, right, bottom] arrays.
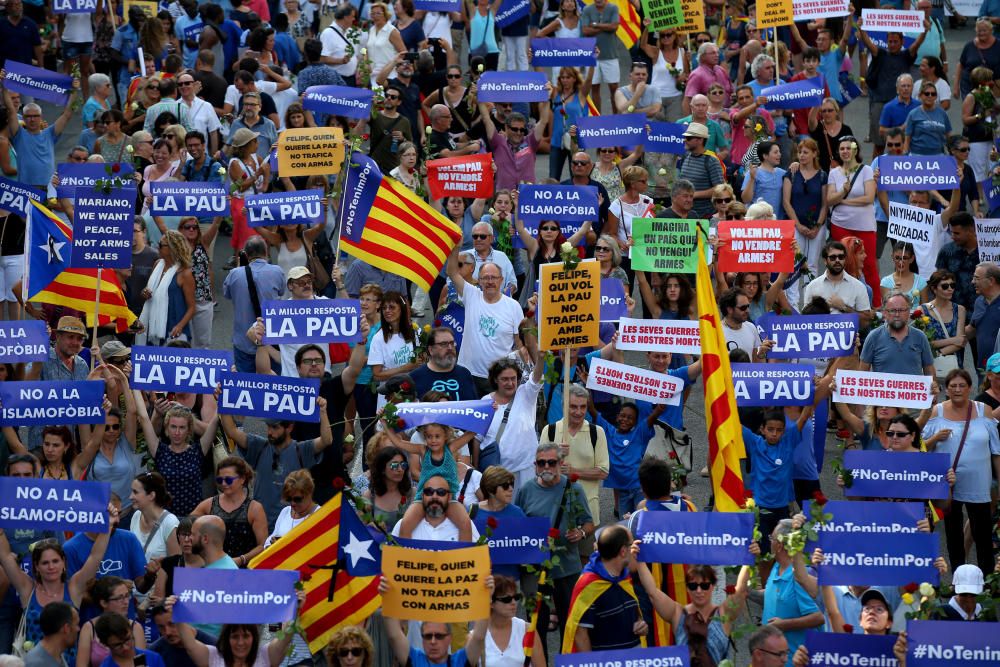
[[12, 125, 58, 187], [407, 646, 470, 667], [595, 412, 654, 490], [819, 49, 844, 103], [762, 563, 820, 666], [742, 167, 787, 218], [972, 294, 1000, 369], [64, 529, 146, 621], [100, 649, 166, 667], [636, 366, 693, 430], [878, 97, 918, 129], [742, 419, 798, 509], [905, 106, 952, 155], [174, 15, 203, 69]]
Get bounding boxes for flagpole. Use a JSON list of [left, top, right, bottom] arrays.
[[561, 347, 570, 452], [91, 266, 102, 370]]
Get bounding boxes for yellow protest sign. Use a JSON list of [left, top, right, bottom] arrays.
[[277, 127, 345, 177], [538, 259, 601, 351], [676, 0, 706, 33], [123, 0, 157, 17], [381, 545, 491, 623], [756, 0, 794, 27]]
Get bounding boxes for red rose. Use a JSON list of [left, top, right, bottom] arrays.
[[812, 490, 828, 506], [111, 163, 121, 173], [934, 506, 945, 520], [842, 624, 853, 634], [400, 381, 412, 392], [744, 489, 754, 498], [301, 572, 313, 582], [668, 451, 678, 460], [912, 309, 923, 319], [434, 319, 443, 327], [548, 528, 561, 539], [361, 133, 370, 141], [725, 584, 737, 595], [903, 582, 919, 594], [569, 473, 580, 483], [395, 417, 406, 429], [332, 477, 346, 490], [486, 516, 499, 529]]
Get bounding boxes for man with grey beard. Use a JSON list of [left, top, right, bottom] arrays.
[[390, 474, 480, 541], [859, 291, 934, 377]]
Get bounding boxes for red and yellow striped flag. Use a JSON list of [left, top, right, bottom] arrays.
[[586, 95, 601, 117], [249, 493, 381, 654], [695, 232, 747, 511], [581, 0, 641, 49]]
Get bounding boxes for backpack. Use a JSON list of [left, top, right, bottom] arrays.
[[546, 422, 598, 450]]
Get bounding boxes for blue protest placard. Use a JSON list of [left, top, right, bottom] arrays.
[[644, 121, 687, 155], [4, 62, 72, 106], [245, 189, 324, 228], [600, 278, 627, 322], [395, 398, 496, 434], [477, 71, 548, 103], [72, 186, 135, 268], [907, 620, 1000, 667], [556, 646, 690, 667], [131, 346, 233, 394], [764, 313, 858, 359], [0, 380, 105, 426], [218, 372, 320, 422], [877, 155, 959, 191], [172, 568, 299, 624], [182, 22, 204, 43], [52, 0, 98, 13], [634, 511, 754, 566], [761, 76, 826, 110], [576, 113, 646, 149], [414, 0, 460, 9], [517, 184, 599, 223], [866, 31, 916, 50], [149, 182, 230, 217], [495, 0, 529, 26], [843, 450, 951, 500], [529, 38, 596, 67], [261, 299, 363, 344], [512, 219, 586, 249], [0, 321, 48, 363], [56, 163, 135, 200], [268, 146, 278, 176], [806, 631, 897, 667], [983, 178, 1000, 214], [0, 478, 110, 532], [818, 526, 939, 586], [473, 515, 549, 565], [437, 302, 464, 350], [0, 175, 42, 217], [731, 363, 814, 406], [302, 85, 373, 120], [805, 500, 924, 555]]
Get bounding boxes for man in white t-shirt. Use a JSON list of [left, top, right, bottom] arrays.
[[720, 286, 767, 357], [803, 240, 873, 328], [447, 244, 524, 396]]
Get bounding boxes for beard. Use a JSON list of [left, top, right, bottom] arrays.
[[191, 541, 204, 556], [424, 501, 446, 518], [888, 319, 906, 331], [539, 470, 557, 483]]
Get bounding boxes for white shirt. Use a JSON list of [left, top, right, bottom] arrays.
[[485, 617, 528, 667], [480, 376, 543, 474], [182, 95, 222, 140], [271, 87, 300, 129], [422, 11, 453, 45], [279, 296, 333, 378], [129, 510, 180, 561], [391, 516, 481, 541], [368, 331, 415, 408], [803, 271, 872, 314], [320, 23, 359, 77], [456, 282, 523, 378], [723, 320, 761, 357], [267, 503, 320, 544]]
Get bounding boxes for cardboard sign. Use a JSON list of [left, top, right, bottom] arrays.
[[518, 185, 599, 223], [833, 370, 933, 409], [975, 218, 1000, 263], [172, 569, 299, 624], [586, 358, 683, 405], [630, 218, 700, 273], [395, 398, 497, 434], [635, 511, 755, 565], [0, 175, 42, 217], [56, 163, 135, 200], [72, 186, 135, 269], [617, 318, 700, 354], [529, 38, 597, 67], [792, 0, 850, 21], [600, 278, 628, 322], [861, 8, 923, 31], [245, 189, 324, 228], [0, 381, 105, 426], [472, 515, 549, 565], [818, 529, 939, 586], [261, 299, 362, 344], [641, 0, 684, 31], [756, 0, 794, 27], [381, 544, 491, 622], [983, 178, 1000, 213], [888, 201, 939, 277], [672, 0, 706, 33], [717, 220, 795, 273], [0, 478, 110, 532], [761, 76, 826, 110], [806, 632, 898, 667], [538, 260, 601, 351], [907, 620, 1000, 667], [438, 301, 464, 349], [732, 362, 814, 406], [149, 182, 229, 217], [644, 121, 688, 155], [52, 0, 98, 13], [764, 314, 858, 359], [4, 62, 72, 106], [877, 156, 958, 191], [576, 114, 647, 149], [0, 321, 48, 363], [844, 450, 951, 500], [131, 347, 233, 394], [277, 127, 344, 177], [556, 647, 691, 667], [218, 372, 320, 422], [477, 72, 548, 103], [426, 154, 493, 200], [302, 85, 372, 120]]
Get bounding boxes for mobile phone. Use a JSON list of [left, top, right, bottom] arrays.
[[403, 51, 418, 62]]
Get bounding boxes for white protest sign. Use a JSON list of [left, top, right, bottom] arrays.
[[860, 8, 923, 31], [616, 318, 701, 355], [946, 0, 979, 16], [975, 219, 1000, 264], [833, 370, 933, 409], [887, 201, 940, 278], [793, 0, 849, 21], [586, 358, 682, 405]]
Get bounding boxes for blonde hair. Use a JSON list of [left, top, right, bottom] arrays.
[[161, 229, 193, 269], [325, 626, 374, 667]]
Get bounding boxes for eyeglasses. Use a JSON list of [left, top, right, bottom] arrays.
[[598, 148, 616, 153], [300, 358, 324, 366], [756, 648, 790, 659], [884, 308, 908, 314], [493, 593, 522, 603], [180, 224, 198, 231], [446, 73, 462, 79], [422, 487, 449, 497], [862, 604, 888, 614], [535, 458, 559, 467], [885, 430, 912, 438], [938, 282, 955, 289], [571, 160, 590, 166], [686, 582, 712, 591], [107, 636, 134, 651], [107, 423, 121, 431], [431, 340, 456, 348], [595, 245, 611, 252], [107, 593, 131, 603], [886, 142, 903, 147], [216, 476, 238, 485], [540, 226, 559, 232], [422, 632, 449, 641], [507, 126, 526, 134], [388, 460, 409, 470], [471, 233, 490, 240], [384, 94, 400, 100], [826, 253, 846, 261], [338, 648, 365, 657], [178, 80, 194, 87]]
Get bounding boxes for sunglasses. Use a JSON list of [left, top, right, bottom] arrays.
[[290, 496, 304, 503], [535, 458, 559, 467], [595, 245, 611, 252], [493, 593, 522, 603], [886, 142, 903, 147], [107, 423, 121, 431], [446, 73, 463, 79], [598, 148, 616, 153], [300, 358, 324, 366], [498, 481, 514, 490], [388, 460, 409, 470], [713, 197, 733, 204], [178, 80, 194, 87], [686, 582, 712, 591], [338, 648, 365, 658], [571, 160, 590, 166], [736, 304, 750, 311], [954, 146, 970, 152], [422, 633, 449, 641], [885, 430, 912, 438], [422, 487, 449, 497], [922, 90, 937, 96], [471, 233, 490, 240], [540, 226, 559, 232], [826, 253, 846, 261], [507, 126, 526, 134], [216, 475, 238, 485], [938, 282, 955, 289], [180, 224, 198, 230]]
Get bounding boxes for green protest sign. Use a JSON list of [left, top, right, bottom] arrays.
[[631, 218, 703, 273], [641, 0, 684, 30]]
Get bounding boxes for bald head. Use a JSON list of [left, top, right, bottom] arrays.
[[193, 515, 226, 547]]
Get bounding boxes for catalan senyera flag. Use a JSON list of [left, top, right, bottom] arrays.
[[586, 95, 601, 117], [696, 232, 747, 512], [561, 552, 647, 654], [581, 0, 641, 49], [249, 491, 381, 653], [23, 200, 136, 332], [338, 152, 462, 293]]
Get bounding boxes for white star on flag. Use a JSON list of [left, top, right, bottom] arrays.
[[40, 234, 65, 264], [342, 531, 375, 568]]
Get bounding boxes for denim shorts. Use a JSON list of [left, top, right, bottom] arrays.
[[62, 41, 93, 59]]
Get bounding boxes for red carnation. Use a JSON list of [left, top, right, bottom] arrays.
[[569, 473, 580, 483], [903, 582, 919, 594], [548, 528, 561, 539], [486, 516, 499, 529], [812, 490, 828, 506], [668, 451, 678, 460], [111, 163, 121, 173], [725, 584, 737, 595], [332, 477, 346, 490], [842, 624, 854, 634]]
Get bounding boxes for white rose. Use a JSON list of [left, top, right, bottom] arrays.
[[918, 582, 935, 598], [627, 105, 635, 113], [217, 166, 227, 176], [125, 144, 134, 154], [658, 168, 666, 176], [560, 241, 573, 254]]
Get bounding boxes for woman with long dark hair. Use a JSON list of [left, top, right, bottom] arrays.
[[367, 291, 420, 408], [363, 445, 413, 532]]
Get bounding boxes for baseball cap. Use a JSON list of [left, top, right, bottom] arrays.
[[56, 316, 86, 336], [986, 352, 1000, 374], [952, 564, 984, 595], [682, 122, 709, 139], [287, 266, 312, 281], [860, 589, 890, 611]]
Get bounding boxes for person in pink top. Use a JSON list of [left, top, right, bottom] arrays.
[[684, 42, 732, 115], [729, 85, 774, 167], [479, 91, 552, 191]]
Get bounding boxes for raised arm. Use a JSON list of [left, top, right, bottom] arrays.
[[69, 526, 112, 605], [0, 529, 36, 603], [133, 390, 161, 458], [446, 242, 467, 294], [54, 78, 82, 136]]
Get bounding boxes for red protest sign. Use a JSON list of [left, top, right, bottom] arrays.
[[426, 154, 494, 200], [717, 220, 795, 273]]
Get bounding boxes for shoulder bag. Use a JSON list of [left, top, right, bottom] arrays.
[[932, 401, 973, 516], [926, 302, 960, 379]]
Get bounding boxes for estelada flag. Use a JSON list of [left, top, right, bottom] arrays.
[[426, 154, 493, 201], [695, 232, 747, 511], [338, 152, 462, 293], [249, 490, 380, 654], [23, 200, 136, 333]]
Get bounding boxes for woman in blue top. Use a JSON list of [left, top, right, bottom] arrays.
[[904, 82, 952, 155], [549, 66, 592, 180], [741, 141, 786, 217], [474, 466, 526, 578]]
